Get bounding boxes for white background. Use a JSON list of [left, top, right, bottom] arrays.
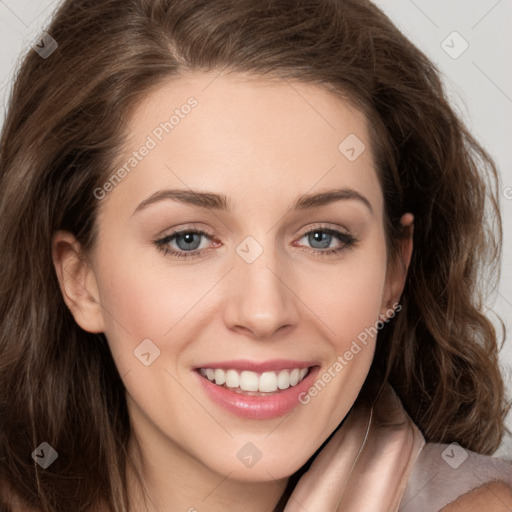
[[0, 0, 511, 457]]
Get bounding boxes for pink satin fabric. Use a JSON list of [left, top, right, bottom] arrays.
[[284, 384, 512, 512]]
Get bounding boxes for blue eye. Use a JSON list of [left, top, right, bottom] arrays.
[[155, 229, 212, 259], [154, 226, 357, 260], [298, 228, 354, 251], [171, 231, 204, 251]]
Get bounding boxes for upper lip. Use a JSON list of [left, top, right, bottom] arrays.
[[194, 359, 319, 373]]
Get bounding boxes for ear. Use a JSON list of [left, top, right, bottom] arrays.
[[51, 230, 105, 333], [380, 213, 414, 318]]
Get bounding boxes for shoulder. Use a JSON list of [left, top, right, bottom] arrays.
[[440, 481, 512, 511], [400, 442, 512, 512]]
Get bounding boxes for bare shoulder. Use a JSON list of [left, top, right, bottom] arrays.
[[441, 481, 512, 511]]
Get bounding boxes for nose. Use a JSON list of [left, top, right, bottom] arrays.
[[223, 243, 300, 340]]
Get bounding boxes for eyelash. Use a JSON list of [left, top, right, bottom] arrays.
[[154, 225, 358, 260]]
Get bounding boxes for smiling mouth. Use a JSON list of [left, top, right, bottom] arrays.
[[196, 366, 313, 396]]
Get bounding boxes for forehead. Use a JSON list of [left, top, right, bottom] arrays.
[[102, 72, 383, 219]]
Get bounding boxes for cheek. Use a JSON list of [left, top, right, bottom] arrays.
[[92, 245, 194, 371], [302, 247, 388, 346]]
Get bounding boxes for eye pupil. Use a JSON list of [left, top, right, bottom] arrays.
[[177, 232, 201, 250], [309, 230, 331, 249]]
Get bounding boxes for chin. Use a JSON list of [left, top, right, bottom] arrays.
[[203, 443, 311, 483]]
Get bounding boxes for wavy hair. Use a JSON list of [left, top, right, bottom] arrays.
[[0, 0, 509, 510]]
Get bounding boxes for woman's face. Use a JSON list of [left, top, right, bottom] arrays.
[[54, 72, 410, 483]]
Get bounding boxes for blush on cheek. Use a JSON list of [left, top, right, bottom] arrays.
[[310, 271, 385, 347]]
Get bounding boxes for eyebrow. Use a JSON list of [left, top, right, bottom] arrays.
[[132, 187, 373, 216]]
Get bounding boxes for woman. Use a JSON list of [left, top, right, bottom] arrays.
[[0, 0, 511, 510]]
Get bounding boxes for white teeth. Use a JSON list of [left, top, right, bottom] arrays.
[[259, 371, 278, 392], [240, 371, 259, 391], [199, 367, 311, 392], [225, 369, 239, 388], [277, 369, 290, 390], [214, 368, 225, 385]]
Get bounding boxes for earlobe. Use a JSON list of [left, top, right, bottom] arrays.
[[51, 230, 105, 333]]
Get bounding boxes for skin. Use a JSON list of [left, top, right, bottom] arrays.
[[52, 72, 414, 512], [441, 482, 512, 511]]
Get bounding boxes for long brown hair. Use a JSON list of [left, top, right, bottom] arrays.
[[0, 0, 509, 510]]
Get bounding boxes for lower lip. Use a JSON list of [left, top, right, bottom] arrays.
[[194, 366, 320, 420]]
